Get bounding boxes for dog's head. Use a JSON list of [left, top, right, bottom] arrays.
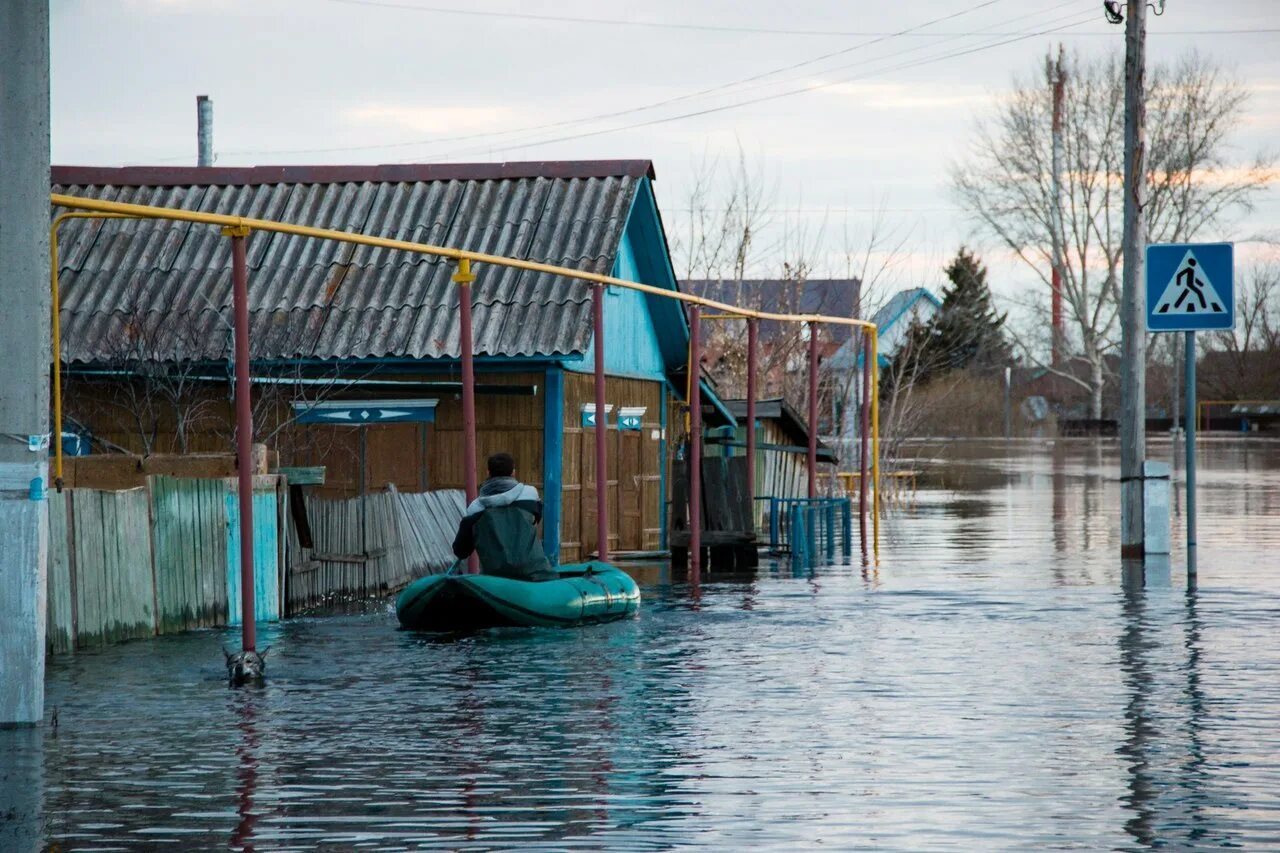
[[224, 647, 268, 686]]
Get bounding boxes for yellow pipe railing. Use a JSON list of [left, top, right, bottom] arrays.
[[49, 191, 883, 539], [871, 326, 880, 563]]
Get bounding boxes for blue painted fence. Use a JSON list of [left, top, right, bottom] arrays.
[[758, 496, 853, 567], [225, 487, 283, 626]]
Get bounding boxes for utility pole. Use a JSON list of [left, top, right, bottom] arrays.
[[1119, 0, 1148, 558], [0, 0, 51, 725], [1049, 45, 1067, 367]]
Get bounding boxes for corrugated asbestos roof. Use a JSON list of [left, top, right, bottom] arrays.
[[52, 161, 654, 364]]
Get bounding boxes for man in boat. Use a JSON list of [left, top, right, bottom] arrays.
[[452, 452, 558, 581]]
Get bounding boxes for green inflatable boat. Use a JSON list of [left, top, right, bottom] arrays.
[[396, 561, 640, 631]]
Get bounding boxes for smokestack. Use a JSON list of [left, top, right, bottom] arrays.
[[196, 95, 213, 167]]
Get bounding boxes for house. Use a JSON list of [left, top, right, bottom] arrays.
[[681, 278, 862, 343], [823, 287, 941, 444], [826, 286, 942, 371], [680, 278, 859, 418], [51, 160, 733, 563]]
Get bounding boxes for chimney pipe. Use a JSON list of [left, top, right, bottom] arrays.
[[197, 95, 213, 167]]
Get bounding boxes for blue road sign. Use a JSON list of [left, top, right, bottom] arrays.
[[1146, 242, 1234, 332]]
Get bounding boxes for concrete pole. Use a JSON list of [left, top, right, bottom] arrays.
[[688, 306, 702, 583], [1003, 366, 1012, 439], [227, 230, 256, 653], [1120, 0, 1148, 558], [197, 95, 213, 167], [0, 0, 51, 726], [593, 284, 609, 561]]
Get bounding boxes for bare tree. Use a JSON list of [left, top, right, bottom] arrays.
[[953, 50, 1271, 418], [1200, 263, 1280, 400], [66, 292, 228, 455], [66, 278, 363, 464]]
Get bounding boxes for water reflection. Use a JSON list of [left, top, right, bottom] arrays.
[[230, 694, 261, 852], [1118, 562, 1160, 847]]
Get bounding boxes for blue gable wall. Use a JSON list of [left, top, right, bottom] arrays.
[[572, 177, 682, 380]]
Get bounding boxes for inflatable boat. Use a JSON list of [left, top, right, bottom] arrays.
[[396, 561, 640, 631]]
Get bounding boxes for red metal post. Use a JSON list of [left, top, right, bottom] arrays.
[[807, 322, 819, 499], [745, 318, 758, 508], [455, 261, 479, 572], [859, 333, 872, 545], [1050, 48, 1066, 367], [688, 306, 702, 583], [593, 284, 609, 561], [228, 229, 256, 652]]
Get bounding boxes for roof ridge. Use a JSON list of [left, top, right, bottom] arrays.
[[53, 161, 655, 187]]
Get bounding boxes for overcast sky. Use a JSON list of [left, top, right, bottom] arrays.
[[49, 0, 1280, 321]]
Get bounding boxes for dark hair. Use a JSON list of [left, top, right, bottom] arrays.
[[487, 452, 515, 477]]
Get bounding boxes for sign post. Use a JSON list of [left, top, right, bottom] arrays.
[[1146, 242, 1234, 579]]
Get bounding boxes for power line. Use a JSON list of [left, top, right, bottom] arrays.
[[227, 0, 1032, 159], [315, 0, 1004, 37], [314, 0, 1280, 39], [434, 11, 1100, 160]]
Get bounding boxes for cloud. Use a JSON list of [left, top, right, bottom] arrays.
[[810, 80, 997, 111], [341, 104, 524, 135]]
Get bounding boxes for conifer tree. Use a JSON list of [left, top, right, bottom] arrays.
[[882, 247, 1010, 397], [933, 247, 1010, 372]]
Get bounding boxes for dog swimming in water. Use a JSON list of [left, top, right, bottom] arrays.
[[224, 648, 268, 686]]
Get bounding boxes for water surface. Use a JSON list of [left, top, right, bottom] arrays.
[[6, 439, 1280, 850]]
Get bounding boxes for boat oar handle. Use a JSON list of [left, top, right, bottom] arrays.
[[444, 558, 465, 576]]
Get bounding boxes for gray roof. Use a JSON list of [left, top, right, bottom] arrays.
[[681, 279, 862, 342], [52, 161, 654, 364], [722, 398, 837, 463]]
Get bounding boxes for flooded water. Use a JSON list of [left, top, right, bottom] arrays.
[[5, 439, 1280, 850]]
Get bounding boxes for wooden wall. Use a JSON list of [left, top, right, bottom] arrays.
[[63, 367, 674, 565], [562, 372, 667, 560]]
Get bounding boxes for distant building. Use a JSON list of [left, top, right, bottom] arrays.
[[681, 278, 862, 343], [827, 286, 943, 371], [824, 287, 942, 445], [52, 160, 734, 562]]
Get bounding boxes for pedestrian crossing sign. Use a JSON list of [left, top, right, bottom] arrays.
[[1146, 243, 1234, 332]]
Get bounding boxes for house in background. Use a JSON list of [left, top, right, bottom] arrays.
[[824, 286, 942, 447], [52, 160, 733, 563], [681, 278, 860, 396]]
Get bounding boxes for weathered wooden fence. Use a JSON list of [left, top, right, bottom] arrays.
[[46, 487, 155, 652], [286, 488, 464, 612], [46, 477, 463, 651], [45, 475, 283, 654]]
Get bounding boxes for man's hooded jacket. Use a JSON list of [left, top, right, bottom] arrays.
[[452, 477, 556, 581]]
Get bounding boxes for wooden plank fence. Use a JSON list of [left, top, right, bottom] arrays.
[[285, 488, 464, 612], [151, 476, 228, 633], [45, 476, 464, 650]]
